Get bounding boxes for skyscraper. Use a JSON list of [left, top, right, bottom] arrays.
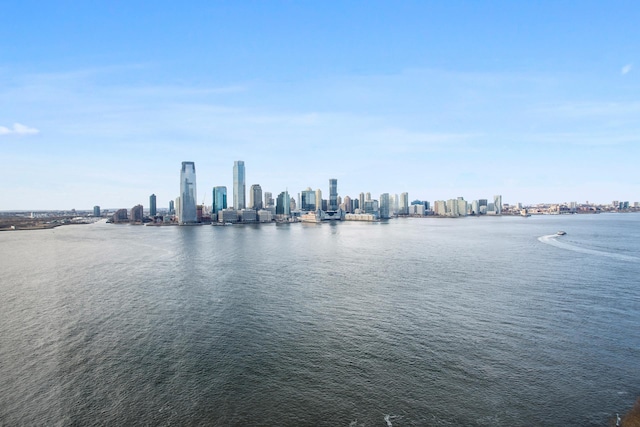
[[149, 194, 157, 216], [179, 161, 197, 224], [315, 189, 323, 212], [233, 161, 246, 210], [493, 195, 502, 215], [276, 191, 290, 216], [329, 179, 338, 211], [400, 192, 409, 215], [359, 193, 365, 212], [249, 184, 263, 210], [93, 205, 100, 217], [379, 193, 390, 219], [212, 186, 227, 214], [169, 200, 175, 215]]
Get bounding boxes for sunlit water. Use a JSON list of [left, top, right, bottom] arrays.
[[1, 214, 638, 426]]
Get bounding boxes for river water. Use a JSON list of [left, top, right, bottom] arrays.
[[0, 214, 638, 426]]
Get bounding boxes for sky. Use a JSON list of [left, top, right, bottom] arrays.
[[1, 1, 639, 210]]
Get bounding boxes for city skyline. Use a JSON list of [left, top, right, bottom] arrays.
[[1, 2, 639, 210]]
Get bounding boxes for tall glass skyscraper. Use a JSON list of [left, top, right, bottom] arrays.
[[212, 186, 227, 214], [179, 161, 197, 224], [149, 194, 157, 216], [329, 179, 338, 211], [379, 193, 390, 219], [233, 161, 246, 210]]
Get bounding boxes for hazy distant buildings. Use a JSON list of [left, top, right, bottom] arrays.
[[149, 194, 157, 216], [93, 205, 100, 217], [233, 161, 246, 210], [179, 161, 197, 224], [250, 184, 263, 210]]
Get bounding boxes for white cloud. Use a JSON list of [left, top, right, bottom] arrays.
[[621, 64, 632, 75], [0, 123, 40, 136]]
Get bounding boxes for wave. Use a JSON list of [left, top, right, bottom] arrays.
[[538, 234, 639, 262]]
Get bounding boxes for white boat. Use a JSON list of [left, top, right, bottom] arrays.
[[556, 231, 566, 235]]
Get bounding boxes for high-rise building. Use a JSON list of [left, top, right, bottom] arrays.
[[213, 186, 227, 214], [276, 191, 291, 216], [93, 205, 100, 217], [131, 204, 144, 222], [343, 195, 352, 213], [379, 193, 390, 219], [493, 195, 502, 215], [399, 192, 409, 215], [315, 189, 323, 212], [169, 200, 175, 215], [233, 160, 246, 209], [179, 161, 197, 224], [329, 179, 338, 211], [359, 193, 365, 212], [149, 194, 157, 216], [249, 184, 263, 210], [301, 188, 316, 211]]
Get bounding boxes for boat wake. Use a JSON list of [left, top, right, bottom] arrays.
[[538, 234, 639, 262]]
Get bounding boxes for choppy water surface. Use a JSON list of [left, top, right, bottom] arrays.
[[1, 214, 638, 426]]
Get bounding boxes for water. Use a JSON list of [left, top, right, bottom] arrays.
[[0, 214, 638, 426]]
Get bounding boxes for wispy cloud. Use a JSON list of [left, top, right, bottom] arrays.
[[621, 64, 632, 75], [0, 123, 40, 136]]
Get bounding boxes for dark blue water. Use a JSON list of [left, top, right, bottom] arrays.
[[1, 214, 638, 426]]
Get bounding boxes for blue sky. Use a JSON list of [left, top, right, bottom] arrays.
[[1, 1, 638, 210]]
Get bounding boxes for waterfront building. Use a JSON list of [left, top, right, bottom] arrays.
[[315, 189, 323, 211], [457, 198, 468, 217], [446, 199, 460, 217], [179, 162, 197, 224], [169, 200, 175, 215], [494, 195, 503, 215], [359, 193, 365, 212], [399, 192, 409, 215], [290, 197, 296, 212], [130, 204, 144, 222], [112, 209, 128, 223], [212, 186, 227, 215], [364, 200, 379, 216], [257, 209, 273, 223], [409, 204, 425, 216], [353, 198, 359, 211], [149, 194, 157, 216], [434, 200, 447, 216], [240, 209, 257, 223], [249, 184, 263, 210], [233, 160, 246, 210], [379, 193, 390, 219], [276, 191, 291, 217], [329, 179, 338, 211], [218, 208, 239, 223], [93, 205, 100, 217], [343, 195, 352, 213], [301, 188, 316, 211], [344, 212, 377, 221], [175, 197, 181, 220]]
